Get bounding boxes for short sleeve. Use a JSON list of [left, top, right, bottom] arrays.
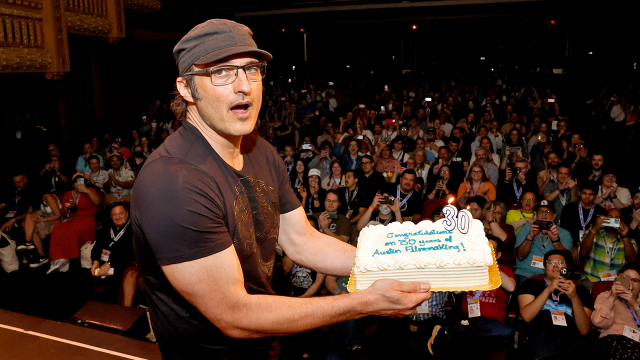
[[519, 278, 541, 297], [506, 210, 520, 225], [559, 228, 574, 251], [335, 217, 352, 237], [132, 158, 232, 265], [543, 182, 556, 195], [576, 285, 594, 310], [618, 188, 632, 207], [273, 151, 301, 215]]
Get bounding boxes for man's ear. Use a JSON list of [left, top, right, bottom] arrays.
[[176, 77, 196, 103], [496, 251, 501, 260]]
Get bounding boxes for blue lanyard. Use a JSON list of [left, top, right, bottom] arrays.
[[622, 300, 640, 329]]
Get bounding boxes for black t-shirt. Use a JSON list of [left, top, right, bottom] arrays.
[[0, 185, 38, 218], [384, 183, 422, 219], [358, 170, 386, 200], [337, 186, 369, 218], [559, 202, 608, 244], [519, 278, 594, 340], [132, 121, 300, 359], [496, 173, 538, 210], [91, 223, 134, 277]]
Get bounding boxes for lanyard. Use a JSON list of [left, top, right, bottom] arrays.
[[512, 178, 523, 201], [345, 187, 359, 210], [540, 234, 550, 250], [622, 300, 640, 329], [578, 204, 596, 231], [15, 191, 20, 206], [550, 170, 557, 183], [470, 183, 481, 197], [396, 185, 413, 211], [393, 150, 404, 161], [604, 236, 620, 262], [559, 188, 569, 206], [544, 279, 561, 306], [467, 291, 483, 301], [108, 220, 130, 249], [375, 215, 393, 226], [285, 161, 293, 175], [332, 175, 341, 186], [72, 191, 81, 205]]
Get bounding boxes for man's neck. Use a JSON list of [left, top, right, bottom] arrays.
[[350, 152, 358, 159], [523, 208, 534, 214], [348, 185, 357, 192], [592, 168, 602, 175], [365, 169, 373, 176], [580, 201, 594, 209], [400, 187, 411, 195], [187, 107, 243, 171]]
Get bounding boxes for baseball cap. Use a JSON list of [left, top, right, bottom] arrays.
[[534, 199, 555, 213], [426, 127, 436, 133], [173, 19, 273, 76], [308, 169, 321, 178], [108, 152, 123, 161]]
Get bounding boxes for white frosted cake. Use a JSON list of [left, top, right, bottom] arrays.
[[352, 219, 495, 291]]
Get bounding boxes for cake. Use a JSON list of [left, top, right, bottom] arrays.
[[349, 218, 499, 292]]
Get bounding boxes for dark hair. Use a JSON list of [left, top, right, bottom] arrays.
[[580, 180, 599, 194], [543, 249, 572, 268], [346, 169, 362, 182], [479, 136, 495, 154], [326, 189, 340, 200], [87, 155, 101, 164], [320, 140, 332, 151], [438, 146, 451, 154], [449, 136, 461, 145], [430, 206, 444, 220], [558, 165, 572, 175], [618, 263, 640, 275], [170, 66, 202, 121], [545, 151, 559, 161], [486, 234, 503, 254], [108, 201, 130, 214], [401, 169, 417, 179], [468, 196, 487, 210], [362, 154, 374, 163]]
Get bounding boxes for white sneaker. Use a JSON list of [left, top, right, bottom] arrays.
[[46, 259, 70, 275], [16, 242, 35, 251]]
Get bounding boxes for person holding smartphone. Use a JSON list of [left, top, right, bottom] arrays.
[[591, 263, 640, 359], [356, 192, 403, 230], [579, 208, 638, 290], [518, 250, 594, 360]]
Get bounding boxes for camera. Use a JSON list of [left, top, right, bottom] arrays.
[[425, 97, 432, 102], [509, 147, 520, 153], [328, 212, 338, 219], [437, 176, 444, 184], [302, 144, 312, 150], [510, 166, 521, 175], [547, 99, 555, 103], [602, 217, 621, 228], [379, 196, 395, 205], [534, 220, 553, 231]]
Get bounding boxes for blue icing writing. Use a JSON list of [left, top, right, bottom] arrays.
[[385, 241, 397, 246], [418, 239, 441, 246], [404, 244, 461, 253], [444, 236, 452, 243], [372, 249, 401, 257], [387, 230, 453, 239]]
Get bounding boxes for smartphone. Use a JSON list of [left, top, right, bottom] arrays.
[[618, 274, 631, 290], [534, 220, 553, 231], [302, 144, 312, 150], [425, 97, 432, 102], [380, 106, 385, 111], [384, 85, 389, 91], [280, 97, 286, 101], [602, 217, 621, 228], [77, 177, 85, 186], [357, 135, 364, 140], [388, 104, 393, 110], [328, 82, 334, 86], [509, 147, 520, 153], [548, 98, 555, 103], [359, 104, 366, 109], [379, 196, 395, 205], [560, 268, 572, 281], [328, 212, 338, 219], [301, 90, 307, 93], [551, 120, 558, 130], [288, 79, 292, 83]]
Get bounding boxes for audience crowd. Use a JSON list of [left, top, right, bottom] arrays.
[[2, 70, 640, 360]]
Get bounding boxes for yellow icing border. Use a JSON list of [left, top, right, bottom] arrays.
[[347, 243, 502, 293]]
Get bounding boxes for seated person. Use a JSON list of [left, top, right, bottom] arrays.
[[591, 263, 640, 360], [428, 236, 516, 357], [515, 200, 573, 288], [482, 200, 516, 269], [580, 209, 638, 290], [47, 174, 101, 274], [425, 164, 457, 200], [506, 191, 537, 235], [0, 171, 38, 246], [357, 192, 403, 230], [313, 190, 351, 243], [20, 184, 62, 268], [385, 169, 423, 223], [430, 206, 444, 221], [39, 154, 69, 193], [337, 170, 368, 224], [83, 155, 109, 192], [595, 169, 632, 210], [456, 164, 496, 208], [543, 165, 578, 223], [90, 202, 140, 307], [300, 169, 326, 215], [518, 250, 594, 360], [104, 153, 135, 205], [321, 159, 345, 191], [282, 216, 325, 298]]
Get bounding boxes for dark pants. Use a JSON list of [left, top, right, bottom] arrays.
[[522, 333, 598, 360], [326, 319, 363, 360], [439, 317, 513, 357]]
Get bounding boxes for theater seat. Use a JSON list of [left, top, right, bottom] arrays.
[[590, 281, 613, 301]]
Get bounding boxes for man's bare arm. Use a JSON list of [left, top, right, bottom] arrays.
[[279, 207, 354, 276], [162, 246, 432, 339]]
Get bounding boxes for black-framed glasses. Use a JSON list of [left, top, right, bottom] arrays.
[[361, 161, 372, 165], [183, 62, 267, 86]]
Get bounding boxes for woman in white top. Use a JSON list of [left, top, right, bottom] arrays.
[[21, 191, 62, 267], [321, 159, 346, 191], [380, 120, 398, 145], [411, 149, 431, 187], [355, 118, 374, 144], [470, 136, 500, 167]]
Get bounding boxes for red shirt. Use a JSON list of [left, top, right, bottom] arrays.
[[461, 265, 514, 323]]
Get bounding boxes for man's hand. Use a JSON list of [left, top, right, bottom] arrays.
[[389, 197, 401, 214], [1, 219, 15, 232], [108, 172, 116, 181], [619, 222, 629, 237], [505, 167, 513, 181], [558, 279, 578, 300], [370, 194, 382, 211], [485, 204, 496, 222], [98, 263, 112, 277], [544, 224, 560, 241], [566, 178, 577, 190], [298, 186, 307, 199], [318, 212, 331, 230], [632, 208, 640, 227], [593, 216, 606, 231], [527, 223, 540, 240], [90, 261, 100, 277], [547, 277, 564, 293], [362, 279, 432, 317]]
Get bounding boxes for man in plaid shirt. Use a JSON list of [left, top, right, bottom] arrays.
[[579, 208, 638, 290]]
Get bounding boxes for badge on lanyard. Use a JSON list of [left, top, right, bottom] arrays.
[[5, 211, 16, 218], [467, 291, 482, 318], [599, 271, 616, 282], [623, 325, 640, 342], [416, 300, 430, 314], [100, 249, 111, 263], [551, 311, 567, 326], [531, 255, 545, 269], [579, 230, 586, 242], [346, 209, 354, 219]]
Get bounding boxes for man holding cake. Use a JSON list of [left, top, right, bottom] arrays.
[[132, 19, 432, 359]]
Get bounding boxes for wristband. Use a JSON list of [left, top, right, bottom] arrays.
[[611, 194, 618, 200], [368, 206, 374, 212], [526, 237, 534, 241], [552, 239, 560, 243], [334, 288, 339, 295], [589, 228, 597, 234], [634, 306, 640, 312]]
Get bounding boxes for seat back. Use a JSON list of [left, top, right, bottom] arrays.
[[591, 281, 614, 301]]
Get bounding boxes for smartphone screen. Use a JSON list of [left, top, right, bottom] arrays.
[[551, 121, 558, 130], [426, 97, 432, 102]]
